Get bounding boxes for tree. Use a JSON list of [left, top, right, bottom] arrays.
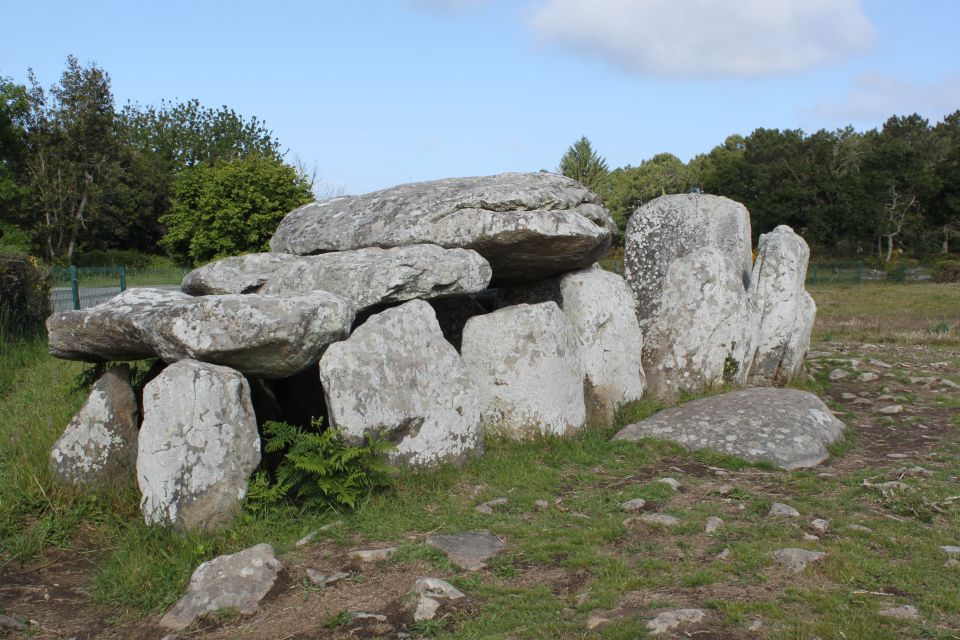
[[558, 136, 608, 192], [600, 153, 692, 229], [21, 56, 124, 261], [160, 154, 313, 264], [0, 75, 31, 243], [931, 111, 960, 253]]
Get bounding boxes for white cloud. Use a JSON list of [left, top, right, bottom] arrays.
[[527, 0, 875, 77], [806, 72, 960, 123]]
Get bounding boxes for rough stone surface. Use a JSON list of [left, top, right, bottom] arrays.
[[138, 360, 261, 532], [858, 372, 880, 382], [628, 513, 681, 527], [475, 497, 509, 514], [413, 577, 465, 600], [878, 404, 904, 415], [828, 369, 849, 381], [748, 225, 816, 386], [502, 265, 645, 424], [425, 531, 506, 570], [705, 516, 725, 533], [48, 288, 355, 378], [621, 498, 646, 512], [184, 245, 492, 312], [625, 194, 752, 332], [49, 366, 139, 487], [462, 302, 585, 437], [319, 300, 483, 466], [269, 172, 615, 284], [773, 548, 826, 573], [879, 605, 920, 620], [349, 547, 398, 562], [159, 544, 281, 630], [640, 247, 755, 400], [770, 502, 801, 517], [415, 596, 442, 621], [614, 388, 844, 470], [646, 609, 706, 635]]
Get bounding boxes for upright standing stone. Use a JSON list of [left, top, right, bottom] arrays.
[[461, 302, 585, 436], [748, 225, 816, 386], [269, 173, 616, 284], [319, 300, 483, 466], [49, 365, 139, 487], [624, 194, 752, 333], [138, 360, 260, 532], [642, 247, 755, 400]]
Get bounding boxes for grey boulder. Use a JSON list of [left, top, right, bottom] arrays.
[[748, 225, 816, 386], [138, 360, 261, 532], [269, 172, 615, 284], [159, 543, 282, 630], [47, 288, 354, 378], [319, 300, 483, 467], [183, 245, 492, 311], [624, 193, 752, 334], [641, 247, 755, 400], [462, 302, 585, 437], [49, 365, 139, 487], [613, 388, 845, 470]]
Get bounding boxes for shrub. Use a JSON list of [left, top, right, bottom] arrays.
[[932, 260, 960, 283], [0, 253, 50, 336], [246, 419, 394, 512]]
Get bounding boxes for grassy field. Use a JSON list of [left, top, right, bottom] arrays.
[[1, 283, 959, 638]]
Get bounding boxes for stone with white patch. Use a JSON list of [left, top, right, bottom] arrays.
[[138, 360, 260, 532], [319, 300, 483, 467], [640, 247, 756, 400], [646, 608, 706, 635], [159, 543, 281, 630], [461, 302, 585, 437], [772, 548, 826, 573], [747, 225, 816, 386], [269, 172, 615, 285], [49, 365, 139, 487], [613, 388, 845, 470]]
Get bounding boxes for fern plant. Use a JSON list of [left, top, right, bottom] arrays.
[[246, 418, 394, 512]]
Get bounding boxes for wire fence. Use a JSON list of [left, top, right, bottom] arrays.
[[50, 266, 189, 312]]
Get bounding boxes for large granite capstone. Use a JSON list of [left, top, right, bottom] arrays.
[[183, 245, 492, 311], [612, 388, 844, 470], [268, 172, 615, 284]]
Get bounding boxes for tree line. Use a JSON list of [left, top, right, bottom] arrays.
[[0, 56, 314, 266], [561, 113, 960, 260]]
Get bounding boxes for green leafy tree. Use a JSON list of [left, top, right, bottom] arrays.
[[160, 154, 313, 264], [601, 153, 692, 229], [931, 111, 960, 253], [558, 135, 608, 192], [0, 75, 30, 234]]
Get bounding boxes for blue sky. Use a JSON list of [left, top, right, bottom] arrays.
[[3, 1, 959, 195]]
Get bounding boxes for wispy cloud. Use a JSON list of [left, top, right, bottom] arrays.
[[527, 0, 875, 77], [805, 71, 960, 124]]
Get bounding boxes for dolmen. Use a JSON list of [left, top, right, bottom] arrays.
[[45, 173, 827, 533]]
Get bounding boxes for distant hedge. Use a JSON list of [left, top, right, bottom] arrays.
[[0, 254, 51, 335], [932, 260, 960, 283]]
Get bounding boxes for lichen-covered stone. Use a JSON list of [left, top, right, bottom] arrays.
[[613, 388, 844, 470], [748, 225, 816, 386], [269, 172, 615, 284], [642, 247, 755, 400], [183, 245, 492, 312], [47, 288, 354, 378], [624, 194, 752, 334], [461, 302, 585, 437], [318, 300, 483, 466], [49, 365, 139, 487], [138, 360, 260, 532]]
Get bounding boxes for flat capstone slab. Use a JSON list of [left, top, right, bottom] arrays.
[[425, 531, 506, 570], [612, 388, 845, 470]]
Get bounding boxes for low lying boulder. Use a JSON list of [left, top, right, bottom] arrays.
[[138, 360, 261, 532], [47, 288, 354, 378], [319, 300, 483, 466], [49, 365, 139, 488], [183, 245, 492, 312], [612, 388, 844, 470], [462, 302, 585, 437], [269, 172, 615, 284]]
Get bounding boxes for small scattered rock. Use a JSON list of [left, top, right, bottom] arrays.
[[717, 484, 733, 495], [803, 533, 820, 542], [627, 513, 681, 527], [857, 372, 880, 382], [414, 596, 442, 621], [705, 516, 724, 533], [841, 392, 858, 400], [658, 477, 681, 490], [716, 548, 733, 561], [646, 608, 706, 635], [878, 405, 904, 415], [810, 518, 830, 534], [306, 570, 349, 587], [851, 398, 873, 405], [876, 394, 894, 401], [773, 548, 826, 573], [940, 545, 960, 555], [586, 616, 611, 631], [940, 378, 959, 389], [621, 498, 647, 512], [534, 499, 550, 510], [353, 612, 388, 622], [869, 359, 892, 369], [848, 524, 873, 533], [897, 466, 932, 477], [349, 547, 398, 562], [414, 577, 465, 600], [886, 453, 909, 459], [475, 497, 509, 514], [945, 558, 960, 568], [0, 614, 27, 631], [426, 531, 506, 570], [879, 605, 920, 620], [828, 369, 849, 381], [295, 531, 318, 547], [748, 619, 763, 632], [769, 502, 801, 517]]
